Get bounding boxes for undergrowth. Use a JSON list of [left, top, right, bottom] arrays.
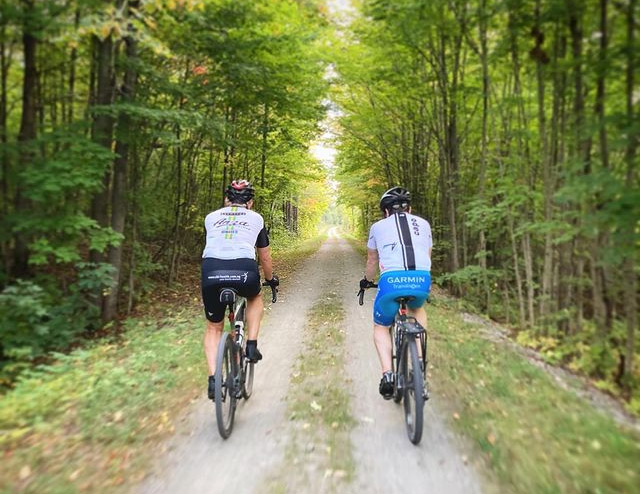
[[0, 234, 327, 493], [428, 299, 640, 494]]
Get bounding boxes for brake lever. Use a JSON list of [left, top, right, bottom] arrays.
[[262, 282, 278, 303], [358, 283, 378, 306]]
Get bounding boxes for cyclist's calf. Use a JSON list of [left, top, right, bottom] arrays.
[[245, 294, 264, 341], [407, 305, 427, 330], [204, 320, 225, 376]]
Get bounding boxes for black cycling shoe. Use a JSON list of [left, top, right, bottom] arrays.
[[245, 344, 262, 363], [379, 371, 394, 400], [208, 375, 215, 400]]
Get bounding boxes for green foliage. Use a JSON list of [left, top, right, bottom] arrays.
[[437, 265, 503, 289], [334, 0, 640, 402], [2, 129, 119, 266], [430, 303, 640, 493], [21, 131, 113, 201], [0, 264, 114, 385], [1, 0, 330, 382], [516, 319, 638, 400], [0, 308, 204, 492]]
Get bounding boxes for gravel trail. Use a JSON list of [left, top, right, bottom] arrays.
[[137, 235, 483, 494]]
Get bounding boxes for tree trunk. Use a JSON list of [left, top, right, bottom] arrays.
[[622, 0, 637, 391], [127, 145, 139, 314], [447, 30, 462, 275], [168, 62, 191, 284], [593, 0, 612, 336], [260, 102, 268, 188], [508, 211, 526, 330], [537, 0, 553, 322], [89, 33, 115, 265], [13, 0, 38, 278], [0, 13, 11, 275], [67, 7, 80, 123], [168, 124, 183, 285], [595, 0, 609, 172], [568, 2, 589, 331], [552, 28, 568, 332], [522, 232, 535, 328], [104, 1, 139, 321], [478, 0, 490, 311]]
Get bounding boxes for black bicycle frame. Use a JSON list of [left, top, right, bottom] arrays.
[[393, 300, 427, 381]]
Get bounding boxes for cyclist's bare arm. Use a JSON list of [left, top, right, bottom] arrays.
[[257, 246, 274, 280], [365, 248, 379, 281]]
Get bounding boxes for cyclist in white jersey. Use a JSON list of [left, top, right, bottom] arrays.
[[359, 187, 433, 399], [201, 180, 279, 400]]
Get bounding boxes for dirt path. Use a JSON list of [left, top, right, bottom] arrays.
[[137, 236, 483, 493]]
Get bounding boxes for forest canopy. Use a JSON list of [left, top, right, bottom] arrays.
[[334, 0, 639, 404], [0, 0, 329, 382], [1, 0, 638, 410]]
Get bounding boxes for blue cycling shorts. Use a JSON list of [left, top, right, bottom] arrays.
[[373, 270, 431, 326]]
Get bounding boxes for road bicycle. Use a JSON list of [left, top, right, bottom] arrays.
[[358, 284, 429, 445], [214, 283, 278, 439]]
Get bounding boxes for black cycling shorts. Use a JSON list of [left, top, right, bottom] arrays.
[[201, 257, 261, 322]]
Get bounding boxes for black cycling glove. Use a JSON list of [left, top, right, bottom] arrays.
[[359, 277, 376, 290], [265, 275, 279, 288]]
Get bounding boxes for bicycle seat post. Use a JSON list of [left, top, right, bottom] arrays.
[[395, 296, 415, 322], [219, 288, 237, 324]]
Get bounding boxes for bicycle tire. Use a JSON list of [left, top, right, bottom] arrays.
[[402, 336, 424, 444], [215, 332, 237, 439], [242, 359, 254, 399], [391, 325, 402, 403]]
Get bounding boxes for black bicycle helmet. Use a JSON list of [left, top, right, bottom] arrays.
[[379, 186, 411, 213], [225, 179, 255, 204]]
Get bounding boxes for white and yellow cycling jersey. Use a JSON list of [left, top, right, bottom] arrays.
[[202, 206, 269, 260]]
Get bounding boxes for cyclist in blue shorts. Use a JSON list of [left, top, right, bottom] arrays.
[[359, 187, 433, 399]]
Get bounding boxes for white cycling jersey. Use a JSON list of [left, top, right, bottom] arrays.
[[367, 212, 433, 273], [202, 206, 269, 260]]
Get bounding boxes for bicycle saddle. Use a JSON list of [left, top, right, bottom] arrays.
[[394, 295, 416, 303], [219, 288, 238, 305]]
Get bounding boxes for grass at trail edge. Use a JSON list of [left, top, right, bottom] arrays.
[[0, 311, 204, 493], [428, 297, 640, 494], [348, 231, 639, 493], [0, 235, 327, 493]]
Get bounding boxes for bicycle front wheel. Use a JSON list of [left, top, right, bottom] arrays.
[[215, 332, 238, 439], [242, 359, 254, 399], [402, 336, 424, 444]]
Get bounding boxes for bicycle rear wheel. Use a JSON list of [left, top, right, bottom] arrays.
[[402, 336, 424, 444], [390, 325, 402, 403], [215, 332, 238, 439]]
